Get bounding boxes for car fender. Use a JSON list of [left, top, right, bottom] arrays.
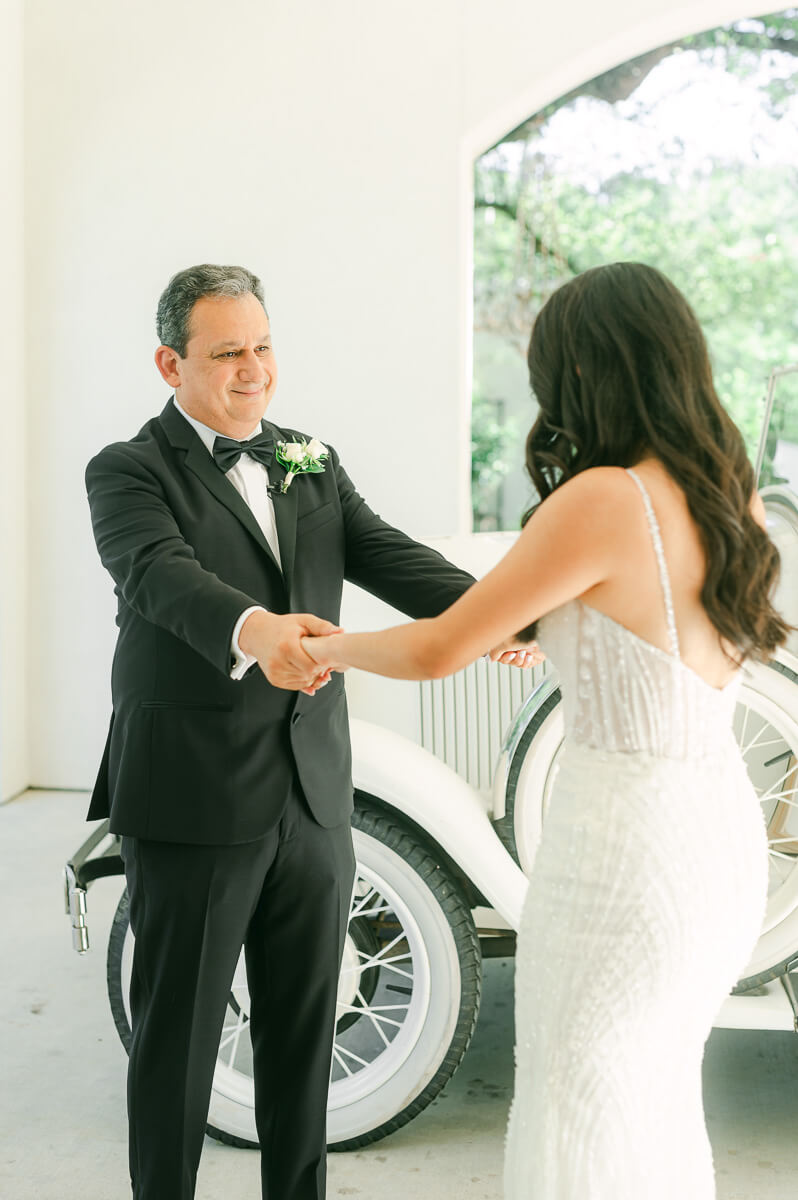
[[350, 717, 528, 930]]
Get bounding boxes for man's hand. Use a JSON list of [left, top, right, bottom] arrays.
[[239, 610, 343, 694], [487, 638, 546, 669], [301, 633, 348, 675]]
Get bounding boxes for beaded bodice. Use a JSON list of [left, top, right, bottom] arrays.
[[536, 469, 741, 760]]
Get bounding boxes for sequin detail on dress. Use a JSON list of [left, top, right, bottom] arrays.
[[504, 469, 769, 1199]]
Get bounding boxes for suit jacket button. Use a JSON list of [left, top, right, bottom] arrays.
[[291, 712, 302, 725]]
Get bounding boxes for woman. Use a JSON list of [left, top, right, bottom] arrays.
[[303, 262, 788, 1198]]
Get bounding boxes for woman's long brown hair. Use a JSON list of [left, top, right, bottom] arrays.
[[520, 262, 788, 662]]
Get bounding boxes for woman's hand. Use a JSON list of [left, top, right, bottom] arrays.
[[488, 638, 546, 668], [301, 633, 350, 675]]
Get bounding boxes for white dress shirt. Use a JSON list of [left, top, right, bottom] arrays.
[[173, 398, 274, 679]]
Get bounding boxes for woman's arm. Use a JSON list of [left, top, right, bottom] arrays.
[[303, 466, 632, 681], [750, 488, 767, 531]]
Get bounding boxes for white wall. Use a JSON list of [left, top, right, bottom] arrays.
[[17, 0, 759, 790], [462, 0, 758, 154], [0, 0, 27, 801]]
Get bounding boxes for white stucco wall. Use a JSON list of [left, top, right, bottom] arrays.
[[9, 0, 760, 792], [0, 0, 27, 800]]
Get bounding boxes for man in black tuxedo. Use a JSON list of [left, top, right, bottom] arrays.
[[86, 264, 531, 1200]]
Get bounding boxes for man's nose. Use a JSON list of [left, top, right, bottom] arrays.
[[238, 350, 268, 380]]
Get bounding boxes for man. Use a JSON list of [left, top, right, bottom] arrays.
[[86, 264, 534, 1200]]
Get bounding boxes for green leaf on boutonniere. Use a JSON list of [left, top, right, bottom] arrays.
[[274, 438, 329, 492]]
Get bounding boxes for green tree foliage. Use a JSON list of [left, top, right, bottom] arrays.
[[473, 8, 798, 528]]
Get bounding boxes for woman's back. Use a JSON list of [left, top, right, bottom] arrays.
[[535, 464, 745, 761], [576, 459, 747, 691]]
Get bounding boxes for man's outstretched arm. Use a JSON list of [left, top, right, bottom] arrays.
[[87, 443, 339, 685]]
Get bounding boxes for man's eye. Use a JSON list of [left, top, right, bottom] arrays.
[[256, 345, 272, 353], [218, 351, 239, 359]]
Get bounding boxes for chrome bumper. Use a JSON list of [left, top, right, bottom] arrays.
[[64, 863, 89, 953], [63, 819, 124, 954]]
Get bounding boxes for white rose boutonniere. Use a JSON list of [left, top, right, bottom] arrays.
[[273, 437, 329, 493]]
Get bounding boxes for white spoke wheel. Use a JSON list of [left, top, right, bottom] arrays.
[[106, 802, 481, 1150], [493, 657, 798, 992]]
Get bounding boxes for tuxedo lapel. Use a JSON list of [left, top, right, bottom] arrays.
[[272, 477, 297, 592], [159, 401, 283, 575], [185, 440, 284, 574], [262, 421, 298, 590]]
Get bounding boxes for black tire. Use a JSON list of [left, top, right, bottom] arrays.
[[105, 799, 482, 1150], [107, 887, 132, 1053], [492, 686, 561, 866]]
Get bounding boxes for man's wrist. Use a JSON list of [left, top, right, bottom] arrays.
[[231, 606, 271, 678], [237, 607, 276, 658]]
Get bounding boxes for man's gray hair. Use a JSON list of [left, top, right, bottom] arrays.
[[156, 264, 267, 357]]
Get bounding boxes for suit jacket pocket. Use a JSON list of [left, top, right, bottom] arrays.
[[146, 704, 234, 837], [139, 701, 233, 711], [296, 501, 337, 537]]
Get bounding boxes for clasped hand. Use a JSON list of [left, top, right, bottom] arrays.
[[237, 610, 342, 695], [239, 610, 545, 694]]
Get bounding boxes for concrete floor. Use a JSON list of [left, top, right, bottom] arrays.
[[2, 789, 797, 1200]]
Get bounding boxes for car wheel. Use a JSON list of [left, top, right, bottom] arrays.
[[493, 656, 798, 992], [106, 797, 482, 1149]]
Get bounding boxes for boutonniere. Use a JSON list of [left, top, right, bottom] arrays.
[[272, 437, 329, 494]]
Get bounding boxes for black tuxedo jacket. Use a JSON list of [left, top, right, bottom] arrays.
[[86, 400, 474, 843]]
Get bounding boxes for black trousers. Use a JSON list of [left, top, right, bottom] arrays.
[[121, 784, 356, 1200]]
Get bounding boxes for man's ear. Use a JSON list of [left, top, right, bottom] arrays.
[[155, 345, 182, 387]]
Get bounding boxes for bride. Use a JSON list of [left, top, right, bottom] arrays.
[[303, 262, 789, 1198]]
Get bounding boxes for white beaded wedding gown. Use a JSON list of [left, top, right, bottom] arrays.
[[504, 469, 770, 1199]]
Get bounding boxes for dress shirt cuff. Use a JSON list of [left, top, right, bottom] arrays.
[[230, 606, 268, 680]]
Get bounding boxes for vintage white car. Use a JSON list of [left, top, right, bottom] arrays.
[[65, 366, 798, 1152]]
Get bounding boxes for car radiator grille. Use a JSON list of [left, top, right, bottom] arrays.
[[418, 659, 545, 792]]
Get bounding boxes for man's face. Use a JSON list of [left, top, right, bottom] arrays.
[[155, 292, 278, 438]]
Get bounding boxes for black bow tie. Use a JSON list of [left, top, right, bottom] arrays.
[[212, 430, 275, 473]]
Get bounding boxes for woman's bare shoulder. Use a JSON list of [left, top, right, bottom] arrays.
[[534, 466, 637, 523]]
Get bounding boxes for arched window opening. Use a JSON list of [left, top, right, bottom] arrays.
[[472, 9, 798, 530]]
